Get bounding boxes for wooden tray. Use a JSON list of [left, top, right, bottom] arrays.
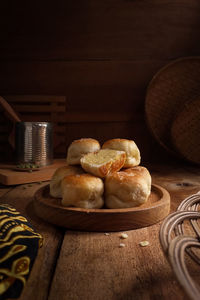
[[33, 184, 170, 232], [0, 159, 67, 185]]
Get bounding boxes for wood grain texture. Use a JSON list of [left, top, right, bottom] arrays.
[[0, 60, 176, 164], [0, 159, 67, 185], [48, 228, 186, 300], [0, 1, 200, 165], [33, 184, 170, 231], [0, 185, 11, 197], [0, 60, 165, 96], [0, 163, 199, 299], [0, 0, 199, 60], [0, 182, 63, 300], [47, 163, 200, 300]]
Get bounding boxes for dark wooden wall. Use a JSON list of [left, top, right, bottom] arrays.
[[0, 0, 200, 163]]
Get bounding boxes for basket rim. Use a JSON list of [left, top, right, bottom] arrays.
[[145, 56, 200, 155]]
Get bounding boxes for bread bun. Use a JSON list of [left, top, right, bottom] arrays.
[[105, 166, 151, 208], [61, 174, 104, 209], [124, 166, 151, 190], [80, 149, 126, 178], [66, 138, 100, 165], [102, 138, 141, 167], [50, 165, 84, 198]]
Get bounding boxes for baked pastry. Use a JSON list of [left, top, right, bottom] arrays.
[[61, 174, 104, 209], [50, 165, 84, 198], [105, 166, 151, 208], [66, 138, 100, 165], [102, 138, 141, 167], [124, 166, 152, 190], [80, 149, 126, 178]]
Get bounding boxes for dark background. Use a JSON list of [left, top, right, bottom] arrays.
[[0, 0, 199, 163]]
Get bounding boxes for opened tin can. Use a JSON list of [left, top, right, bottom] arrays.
[[15, 122, 53, 167]]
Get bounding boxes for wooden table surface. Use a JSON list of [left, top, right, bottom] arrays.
[[0, 162, 200, 300]]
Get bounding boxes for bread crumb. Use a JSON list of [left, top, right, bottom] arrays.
[[104, 233, 110, 236], [120, 233, 128, 239], [119, 243, 125, 248], [139, 240, 149, 247]]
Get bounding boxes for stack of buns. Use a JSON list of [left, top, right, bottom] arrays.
[[50, 138, 151, 209]]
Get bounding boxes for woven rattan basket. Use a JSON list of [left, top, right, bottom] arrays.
[[145, 57, 200, 159], [171, 98, 200, 165], [160, 192, 200, 300]]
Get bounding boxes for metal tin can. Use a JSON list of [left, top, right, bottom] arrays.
[[15, 122, 53, 167]]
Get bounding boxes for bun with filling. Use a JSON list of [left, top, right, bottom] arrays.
[[80, 149, 126, 178], [66, 138, 100, 165], [50, 165, 84, 198], [105, 166, 151, 208], [102, 138, 141, 167], [61, 174, 104, 208]]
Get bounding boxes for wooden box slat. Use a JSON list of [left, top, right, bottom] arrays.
[[4, 95, 66, 103], [12, 105, 65, 113]]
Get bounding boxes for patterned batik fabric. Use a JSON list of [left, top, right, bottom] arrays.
[[0, 204, 43, 300]]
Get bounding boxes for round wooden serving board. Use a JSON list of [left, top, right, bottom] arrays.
[[33, 184, 170, 232]]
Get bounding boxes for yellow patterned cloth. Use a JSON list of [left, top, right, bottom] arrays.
[[0, 204, 43, 300]]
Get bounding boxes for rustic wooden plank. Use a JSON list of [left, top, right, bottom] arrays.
[[0, 60, 168, 97], [48, 164, 200, 300], [0, 182, 63, 300], [59, 112, 142, 123], [0, 0, 199, 60], [20, 115, 52, 122], [0, 185, 11, 197], [11, 105, 64, 113], [0, 105, 145, 122], [4, 95, 66, 103], [49, 227, 186, 300], [0, 159, 67, 185], [17, 112, 145, 124], [20, 114, 67, 122], [1, 96, 66, 115], [149, 163, 200, 211], [63, 119, 159, 162]]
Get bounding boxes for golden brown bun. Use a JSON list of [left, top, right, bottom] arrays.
[[61, 174, 104, 208], [80, 149, 126, 178], [124, 166, 151, 190], [50, 165, 84, 198], [105, 166, 151, 208], [66, 138, 100, 165], [102, 138, 141, 167]]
